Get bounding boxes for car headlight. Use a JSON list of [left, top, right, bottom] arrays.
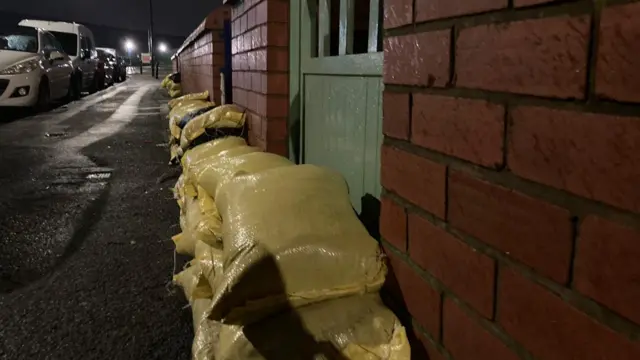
[[0, 59, 40, 75]]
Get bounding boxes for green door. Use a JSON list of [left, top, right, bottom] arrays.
[[290, 0, 383, 212]]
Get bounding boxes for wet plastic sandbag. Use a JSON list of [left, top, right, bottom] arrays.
[[215, 294, 410, 360], [168, 100, 215, 140], [195, 239, 224, 292], [173, 261, 213, 303], [209, 164, 387, 324], [168, 90, 210, 110], [180, 194, 219, 250], [191, 151, 293, 202], [178, 105, 216, 129], [180, 137, 247, 172], [192, 298, 222, 360], [169, 83, 182, 98], [179, 105, 246, 151]]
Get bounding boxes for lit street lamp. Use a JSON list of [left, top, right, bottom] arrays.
[[125, 39, 135, 57], [158, 43, 167, 53]]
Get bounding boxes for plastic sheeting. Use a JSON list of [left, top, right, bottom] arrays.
[[179, 105, 246, 151], [168, 91, 210, 110], [169, 82, 182, 98], [209, 164, 387, 324], [168, 100, 215, 140], [214, 294, 410, 360]]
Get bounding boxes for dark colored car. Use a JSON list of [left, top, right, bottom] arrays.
[[113, 56, 126, 82]]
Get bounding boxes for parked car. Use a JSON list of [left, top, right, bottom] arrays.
[[114, 56, 127, 82], [19, 19, 99, 94], [0, 25, 74, 109], [96, 48, 114, 88]]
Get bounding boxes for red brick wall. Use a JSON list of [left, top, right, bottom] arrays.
[[382, 1, 640, 359], [229, 0, 289, 156], [176, 8, 230, 105]]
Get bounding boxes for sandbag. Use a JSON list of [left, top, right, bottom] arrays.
[[168, 90, 210, 110], [161, 74, 172, 89], [169, 86, 182, 98], [168, 100, 215, 140], [180, 137, 247, 171], [196, 186, 223, 246], [178, 105, 217, 129], [179, 194, 219, 250], [195, 239, 224, 292], [173, 261, 212, 303], [173, 174, 197, 210], [214, 294, 410, 360], [179, 105, 246, 151], [192, 151, 294, 202], [192, 298, 221, 360], [209, 164, 387, 324]]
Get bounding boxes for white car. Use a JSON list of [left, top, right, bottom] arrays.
[[0, 26, 74, 109]]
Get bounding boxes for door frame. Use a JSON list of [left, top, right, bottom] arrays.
[[289, 0, 383, 165]]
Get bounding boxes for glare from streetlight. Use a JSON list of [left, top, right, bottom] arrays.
[[158, 43, 168, 53], [125, 39, 135, 51]]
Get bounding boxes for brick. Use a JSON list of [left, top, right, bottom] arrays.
[[267, 0, 289, 23], [380, 196, 408, 252], [384, 247, 441, 336], [383, 92, 410, 140], [514, 0, 555, 6], [409, 214, 495, 317], [267, 48, 287, 71], [411, 94, 504, 168], [416, 0, 507, 22], [443, 298, 520, 360], [384, 0, 412, 29], [384, 31, 450, 87], [381, 145, 447, 218], [596, 2, 640, 103], [498, 268, 640, 360], [448, 171, 573, 283], [265, 118, 287, 141], [265, 22, 288, 47], [265, 73, 288, 95], [456, 15, 589, 99], [574, 216, 640, 324], [509, 106, 640, 213]]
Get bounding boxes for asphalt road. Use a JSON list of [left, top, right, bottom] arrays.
[[0, 76, 192, 360]]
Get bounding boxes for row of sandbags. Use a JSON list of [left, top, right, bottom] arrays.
[[169, 134, 411, 359], [162, 72, 183, 98], [165, 91, 246, 164]]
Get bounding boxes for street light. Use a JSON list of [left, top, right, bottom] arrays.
[[158, 42, 167, 53]]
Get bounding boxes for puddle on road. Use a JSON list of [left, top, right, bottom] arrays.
[[86, 172, 112, 180], [44, 132, 67, 138]]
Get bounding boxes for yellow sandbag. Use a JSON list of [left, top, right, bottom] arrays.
[[169, 87, 182, 98], [173, 261, 212, 303], [192, 298, 222, 360], [209, 165, 386, 324], [171, 232, 196, 257], [215, 294, 410, 360], [161, 75, 171, 89], [169, 143, 181, 164], [181, 191, 219, 248], [180, 136, 247, 171], [173, 174, 197, 210], [197, 186, 223, 244], [168, 100, 215, 140], [195, 240, 224, 292], [179, 105, 246, 150], [168, 91, 210, 109], [192, 151, 294, 201]]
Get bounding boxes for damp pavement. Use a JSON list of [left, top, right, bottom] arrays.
[[0, 76, 192, 360]]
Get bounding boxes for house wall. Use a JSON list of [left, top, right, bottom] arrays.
[[228, 0, 289, 156], [381, 0, 640, 359], [175, 7, 230, 105]]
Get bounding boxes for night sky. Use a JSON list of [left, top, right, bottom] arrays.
[[0, 0, 223, 37]]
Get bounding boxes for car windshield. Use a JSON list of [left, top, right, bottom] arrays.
[[50, 31, 77, 56], [0, 27, 38, 53]]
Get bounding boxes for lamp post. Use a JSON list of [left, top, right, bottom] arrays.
[[149, 0, 156, 78]]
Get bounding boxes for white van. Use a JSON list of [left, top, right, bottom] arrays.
[[19, 19, 99, 94]]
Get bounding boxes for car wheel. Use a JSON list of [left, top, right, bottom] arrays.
[[65, 74, 81, 102], [35, 78, 50, 112]]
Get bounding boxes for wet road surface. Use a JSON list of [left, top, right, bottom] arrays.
[[0, 76, 192, 360]]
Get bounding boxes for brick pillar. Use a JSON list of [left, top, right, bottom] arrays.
[[175, 7, 230, 105], [228, 0, 289, 156], [381, 1, 640, 359]]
